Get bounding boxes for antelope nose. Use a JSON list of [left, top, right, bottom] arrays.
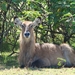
[[24, 32, 30, 38]]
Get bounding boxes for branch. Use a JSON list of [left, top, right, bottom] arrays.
[[8, 34, 19, 57], [0, 26, 13, 44]]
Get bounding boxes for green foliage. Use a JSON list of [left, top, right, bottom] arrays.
[[57, 58, 66, 67], [22, 11, 41, 20], [0, 1, 7, 11], [0, 0, 75, 54], [0, 52, 18, 67]]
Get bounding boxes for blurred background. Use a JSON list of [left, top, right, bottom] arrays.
[[0, 0, 75, 67]]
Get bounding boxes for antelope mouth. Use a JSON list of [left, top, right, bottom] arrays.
[[25, 35, 30, 38]]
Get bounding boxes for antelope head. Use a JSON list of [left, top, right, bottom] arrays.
[[14, 16, 41, 40]]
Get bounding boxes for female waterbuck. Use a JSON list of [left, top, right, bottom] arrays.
[[14, 17, 75, 68]]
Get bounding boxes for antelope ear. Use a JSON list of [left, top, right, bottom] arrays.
[[32, 17, 42, 27], [14, 16, 22, 26]]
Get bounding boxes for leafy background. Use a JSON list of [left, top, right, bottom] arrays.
[[0, 0, 75, 56]]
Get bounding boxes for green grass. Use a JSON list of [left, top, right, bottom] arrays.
[[0, 52, 75, 75], [0, 52, 19, 69]]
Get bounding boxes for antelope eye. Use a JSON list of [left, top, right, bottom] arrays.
[[29, 24, 33, 28], [21, 24, 25, 28]]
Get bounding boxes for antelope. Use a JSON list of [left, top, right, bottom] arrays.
[[14, 16, 75, 68]]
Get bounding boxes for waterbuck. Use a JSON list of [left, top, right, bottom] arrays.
[[14, 16, 75, 68]]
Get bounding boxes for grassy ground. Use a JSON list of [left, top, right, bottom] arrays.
[[0, 52, 75, 75], [0, 67, 75, 75]]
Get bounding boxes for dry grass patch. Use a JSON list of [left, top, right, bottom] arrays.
[[0, 67, 75, 75]]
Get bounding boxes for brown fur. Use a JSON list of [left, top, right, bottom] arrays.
[[17, 20, 75, 68], [18, 21, 35, 67], [60, 43, 75, 67], [33, 43, 64, 67]]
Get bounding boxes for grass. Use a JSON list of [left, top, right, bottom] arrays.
[[0, 52, 75, 75], [0, 67, 75, 75]]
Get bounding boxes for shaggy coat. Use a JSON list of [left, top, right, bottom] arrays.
[[60, 44, 75, 67], [14, 17, 75, 68]]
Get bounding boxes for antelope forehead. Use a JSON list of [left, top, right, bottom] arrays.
[[23, 21, 32, 26]]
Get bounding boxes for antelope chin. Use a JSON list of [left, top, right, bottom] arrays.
[[24, 35, 30, 43]]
